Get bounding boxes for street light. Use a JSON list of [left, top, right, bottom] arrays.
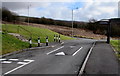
[[27, 3, 32, 38], [28, 3, 31, 26], [71, 7, 78, 37]]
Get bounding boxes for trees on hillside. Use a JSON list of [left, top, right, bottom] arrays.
[[2, 7, 19, 22]]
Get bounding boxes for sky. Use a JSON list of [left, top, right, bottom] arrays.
[[1, 0, 120, 22]]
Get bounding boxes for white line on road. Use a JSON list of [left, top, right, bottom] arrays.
[[72, 47, 83, 56], [24, 59, 34, 62], [17, 62, 28, 65], [4, 59, 34, 75], [1, 61, 12, 64], [46, 46, 64, 55], [9, 59, 19, 61], [79, 42, 96, 75], [0, 59, 6, 61]]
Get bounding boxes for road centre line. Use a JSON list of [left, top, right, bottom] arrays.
[[47, 46, 64, 55], [72, 47, 83, 56], [4, 59, 34, 75]]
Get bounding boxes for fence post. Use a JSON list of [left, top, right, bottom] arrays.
[[38, 37, 40, 47], [29, 38, 32, 48], [46, 36, 48, 46]]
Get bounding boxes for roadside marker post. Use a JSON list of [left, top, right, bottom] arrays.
[[54, 34, 56, 42], [59, 35, 61, 43], [46, 36, 49, 46], [57, 35, 59, 42], [56, 35, 58, 42], [38, 37, 40, 47], [29, 38, 32, 48]]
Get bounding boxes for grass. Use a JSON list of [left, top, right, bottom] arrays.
[[1, 32, 34, 55], [111, 40, 120, 58], [2, 24, 74, 43], [1, 23, 74, 55]]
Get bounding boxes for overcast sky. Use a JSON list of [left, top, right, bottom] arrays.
[[1, 0, 119, 21]]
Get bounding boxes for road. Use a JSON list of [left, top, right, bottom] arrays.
[[1, 38, 95, 76]]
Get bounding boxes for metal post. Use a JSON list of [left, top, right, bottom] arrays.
[[38, 37, 40, 47], [72, 9, 73, 37], [46, 36, 48, 46], [29, 38, 32, 48], [107, 20, 111, 44]]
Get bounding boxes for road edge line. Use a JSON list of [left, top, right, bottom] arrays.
[[78, 42, 96, 76]]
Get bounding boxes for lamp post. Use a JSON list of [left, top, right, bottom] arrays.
[[28, 4, 31, 27], [28, 3, 32, 38], [71, 7, 78, 37]]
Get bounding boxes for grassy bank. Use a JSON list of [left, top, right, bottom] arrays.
[[2, 24, 73, 43], [1, 23, 74, 55], [111, 40, 120, 58], [1, 32, 31, 55]]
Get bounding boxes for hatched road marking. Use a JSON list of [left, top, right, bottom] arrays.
[[1, 61, 12, 64], [47, 46, 64, 55], [4, 59, 34, 75], [72, 47, 83, 56], [9, 59, 19, 61]]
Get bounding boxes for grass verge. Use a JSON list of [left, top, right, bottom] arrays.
[[111, 40, 120, 58], [1, 23, 74, 55], [1, 32, 36, 55]]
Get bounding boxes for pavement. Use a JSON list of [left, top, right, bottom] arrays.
[[0, 38, 119, 76], [83, 41, 119, 76]]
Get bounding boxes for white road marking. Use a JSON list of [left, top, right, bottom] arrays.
[[4, 59, 34, 75], [17, 62, 28, 65], [72, 47, 83, 56], [47, 46, 64, 55], [79, 42, 96, 75], [9, 59, 19, 61], [24, 59, 34, 62], [70, 46, 75, 48], [61, 42, 64, 45], [1, 61, 12, 64], [0, 59, 6, 61]]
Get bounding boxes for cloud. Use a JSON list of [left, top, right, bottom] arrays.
[[1, 1, 119, 21]]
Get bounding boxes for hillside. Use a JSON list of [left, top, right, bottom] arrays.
[[8, 21, 107, 40]]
